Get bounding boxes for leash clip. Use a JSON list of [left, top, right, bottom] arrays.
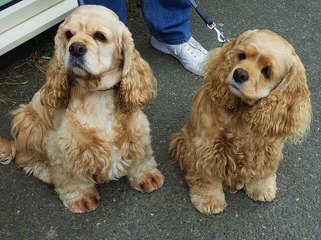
[[188, 0, 230, 44], [207, 22, 229, 44]]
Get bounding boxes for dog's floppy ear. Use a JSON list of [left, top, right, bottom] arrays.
[[117, 24, 156, 113], [203, 38, 239, 109], [243, 57, 312, 142], [40, 23, 70, 109]]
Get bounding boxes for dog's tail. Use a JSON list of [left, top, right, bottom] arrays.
[[0, 137, 15, 165]]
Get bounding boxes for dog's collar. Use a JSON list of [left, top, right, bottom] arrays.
[[98, 81, 121, 91]]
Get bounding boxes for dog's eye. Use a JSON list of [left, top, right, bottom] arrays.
[[261, 66, 272, 79], [239, 52, 247, 60], [65, 30, 74, 40], [94, 31, 107, 42]]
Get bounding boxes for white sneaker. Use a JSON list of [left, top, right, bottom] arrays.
[[151, 36, 208, 76]]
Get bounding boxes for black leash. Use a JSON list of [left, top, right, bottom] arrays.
[[188, 0, 229, 44]]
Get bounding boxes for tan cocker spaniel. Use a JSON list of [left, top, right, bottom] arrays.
[[170, 30, 312, 214], [0, 5, 164, 213]]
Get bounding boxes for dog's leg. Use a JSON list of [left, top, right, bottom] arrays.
[[187, 174, 227, 214], [127, 145, 164, 193], [47, 133, 100, 213], [245, 173, 277, 202], [51, 163, 100, 213], [10, 103, 53, 184], [17, 154, 53, 184]]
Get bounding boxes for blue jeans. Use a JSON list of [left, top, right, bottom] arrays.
[[77, 0, 192, 45]]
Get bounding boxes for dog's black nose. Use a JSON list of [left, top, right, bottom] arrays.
[[69, 42, 87, 57], [233, 68, 249, 83]]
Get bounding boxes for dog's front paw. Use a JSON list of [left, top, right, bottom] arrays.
[[246, 185, 276, 202], [245, 175, 277, 202], [67, 190, 100, 213], [129, 169, 164, 193], [190, 193, 227, 214]]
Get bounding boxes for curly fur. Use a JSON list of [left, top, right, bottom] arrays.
[[170, 30, 312, 214], [118, 29, 156, 113], [0, 5, 164, 213]]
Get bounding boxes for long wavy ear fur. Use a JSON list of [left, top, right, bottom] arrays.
[[118, 25, 156, 113], [203, 39, 239, 110], [242, 57, 312, 142], [40, 24, 70, 108]]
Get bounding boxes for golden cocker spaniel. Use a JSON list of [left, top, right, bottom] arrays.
[[170, 30, 312, 214], [0, 5, 164, 213]]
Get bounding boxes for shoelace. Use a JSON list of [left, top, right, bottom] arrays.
[[183, 39, 207, 59]]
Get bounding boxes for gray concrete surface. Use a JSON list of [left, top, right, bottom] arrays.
[[0, 0, 320, 239]]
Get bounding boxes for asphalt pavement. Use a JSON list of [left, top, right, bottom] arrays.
[[0, 1, 320, 239]]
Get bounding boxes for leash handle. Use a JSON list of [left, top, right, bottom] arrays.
[[188, 0, 229, 43]]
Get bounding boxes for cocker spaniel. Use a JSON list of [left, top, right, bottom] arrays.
[[170, 30, 312, 214], [0, 5, 164, 213]]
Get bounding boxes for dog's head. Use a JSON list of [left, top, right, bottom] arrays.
[[204, 30, 312, 141], [41, 5, 156, 112], [59, 5, 123, 88]]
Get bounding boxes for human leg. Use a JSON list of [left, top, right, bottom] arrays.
[[141, 0, 208, 76], [78, 0, 128, 24], [141, 0, 192, 44]]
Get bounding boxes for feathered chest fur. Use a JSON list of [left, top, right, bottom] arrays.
[[210, 113, 284, 182], [56, 88, 128, 181], [67, 89, 116, 132]]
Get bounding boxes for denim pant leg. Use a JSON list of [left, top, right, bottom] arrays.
[[77, 0, 128, 25], [141, 0, 192, 45]]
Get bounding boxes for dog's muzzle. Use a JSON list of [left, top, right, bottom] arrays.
[[67, 42, 88, 70], [233, 68, 249, 84], [69, 42, 87, 57]]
